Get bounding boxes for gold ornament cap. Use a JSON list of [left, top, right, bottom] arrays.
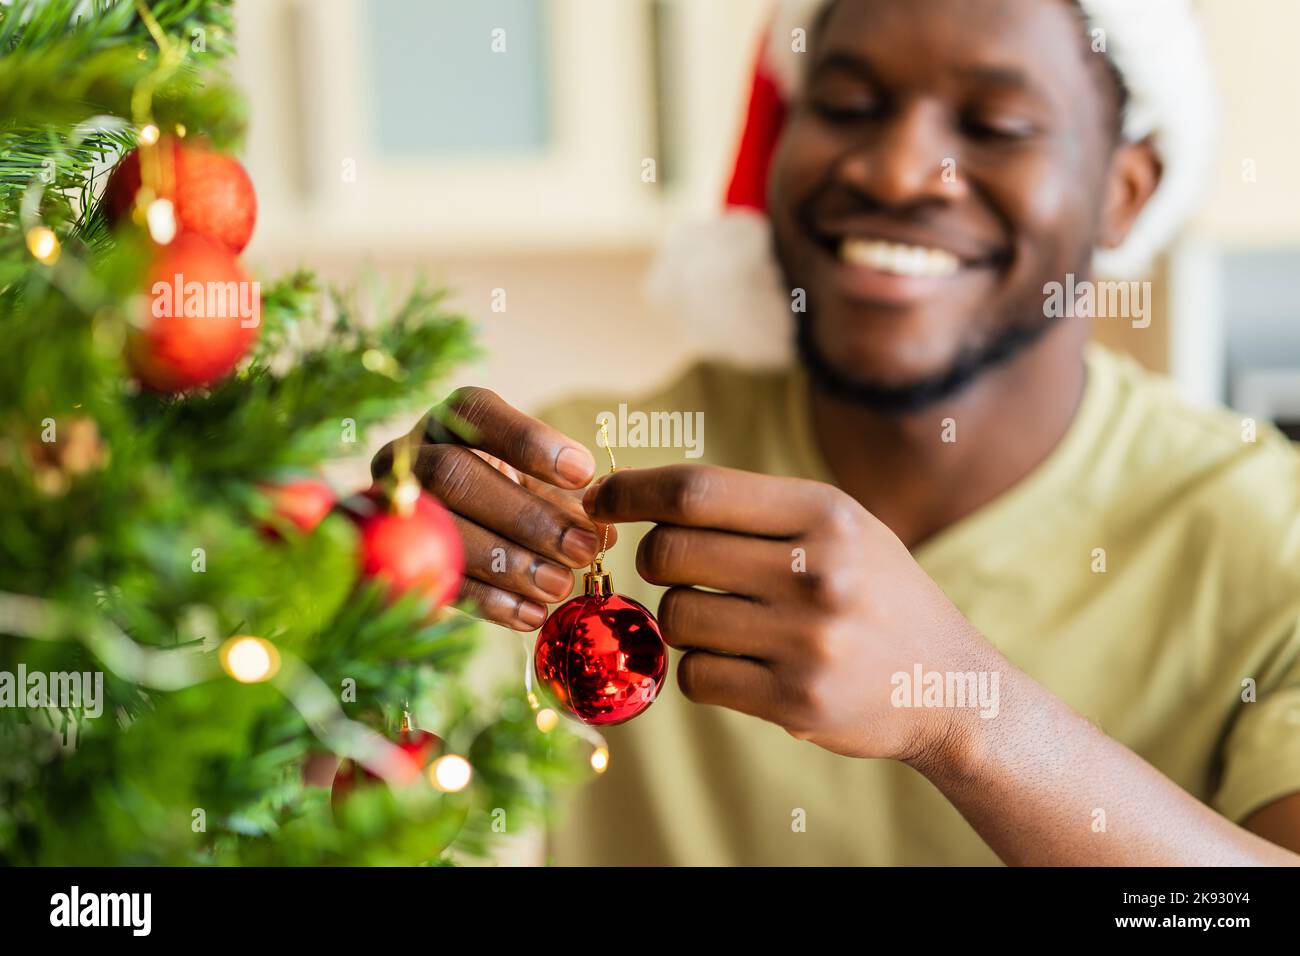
[[583, 559, 613, 597]]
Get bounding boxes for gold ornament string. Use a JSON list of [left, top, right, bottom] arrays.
[[593, 417, 616, 568], [131, 0, 186, 232], [23, 2, 180, 267], [389, 427, 420, 517]]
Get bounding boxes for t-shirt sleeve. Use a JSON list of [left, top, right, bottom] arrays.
[[1212, 609, 1300, 823]]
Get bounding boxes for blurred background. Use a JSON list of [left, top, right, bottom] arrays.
[[232, 0, 1300, 470]]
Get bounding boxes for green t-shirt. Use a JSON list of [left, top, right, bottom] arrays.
[[536, 344, 1300, 865]]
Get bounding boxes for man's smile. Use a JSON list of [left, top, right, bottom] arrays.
[[805, 227, 1008, 307]]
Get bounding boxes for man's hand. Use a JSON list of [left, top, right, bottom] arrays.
[[583, 465, 1300, 864], [372, 388, 612, 631], [583, 463, 998, 762]]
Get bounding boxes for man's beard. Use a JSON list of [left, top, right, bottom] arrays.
[[794, 310, 1063, 415]]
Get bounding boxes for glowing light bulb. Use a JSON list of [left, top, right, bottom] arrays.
[[26, 227, 60, 265], [429, 754, 472, 792], [220, 636, 280, 683], [392, 478, 420, 511], [590, 746, 609, 774], [535, 708, 559, 733], [146, 199, 176, 244], [139, 124, 161, 145]]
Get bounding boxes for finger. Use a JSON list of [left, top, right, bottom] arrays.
[[458, 577, 549, 632], [414, 444, 603, 568], [658, 587, 788, 660], [636, 526, 792, 599], [677, 651, 784, 722], [376, 438, 617, 552], [521, 474, 618, 551], [584, 465, 821, 537], [454, 515, 576, 605], [430, 387, 596, 489], [461, 449, 619, 551]]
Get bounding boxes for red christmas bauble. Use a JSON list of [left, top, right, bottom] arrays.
[[128, 232, 260, 392], [260, 477, 336, 534], [533, 565, 667, 725], [330, 726, 442, 813], [104, 138, 257, 253], [353, 488, 464, 610]]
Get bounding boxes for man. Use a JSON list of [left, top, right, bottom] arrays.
[[375, 0, 1300, 864]]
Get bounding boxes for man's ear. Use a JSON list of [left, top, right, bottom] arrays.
[[1099, 138, 1163, 249]]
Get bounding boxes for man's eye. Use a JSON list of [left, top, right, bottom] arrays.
[[962, 113, 1037, 141], [811, 96, 878, 122]]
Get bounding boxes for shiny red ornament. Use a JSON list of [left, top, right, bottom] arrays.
[[128, 232, 259, 392], [330, 718, 442, 813], [534, 562, 667, 725], [353, 487, 464, 610], [260, 477, 336, 535], [104, 137, 257, 253]]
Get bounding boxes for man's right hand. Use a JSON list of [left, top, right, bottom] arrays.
[[371, 387, 613, 631]]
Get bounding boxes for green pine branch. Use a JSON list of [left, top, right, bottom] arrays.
[[0, 0, 590, 868], [0, 0, 245, 247], [1, 0, 236, 60]]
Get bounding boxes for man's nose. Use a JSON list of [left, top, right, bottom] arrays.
[[835, 103, 966, 207]]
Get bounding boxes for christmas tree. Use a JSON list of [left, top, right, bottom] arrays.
[[0, 0, 590, 865]]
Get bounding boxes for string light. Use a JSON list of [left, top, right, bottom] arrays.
[[361, 348, 400, 379], [145, 198, 176, 244], [429, 754, 472, 792], [219, 636, 281, 683], [392, 477, 420, 512], [25, 227, 60, 265], [535, 708, 559, 733], [590, 746, 610, 774], [139, 123, 161, 146]]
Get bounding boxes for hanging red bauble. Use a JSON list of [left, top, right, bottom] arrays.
[[260, 476, 336, 535], [103, 137, 257, 253], [533, 560, 667, 725], [353, 486, 464, 610], [330, 714, 442, 813], [128, 232, 260, 392]]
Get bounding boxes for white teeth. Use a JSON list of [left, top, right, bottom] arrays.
[[840, 238, 961, 278]]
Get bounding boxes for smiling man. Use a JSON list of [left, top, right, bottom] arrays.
[[375, 0, 1300, 865]]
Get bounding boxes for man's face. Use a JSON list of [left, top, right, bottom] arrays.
[[769, 0, 1126, 403]]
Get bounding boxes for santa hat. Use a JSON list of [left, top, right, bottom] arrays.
[[647, 0, 1218, 364]]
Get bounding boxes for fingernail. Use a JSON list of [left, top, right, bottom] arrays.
[[534, 562, 573, 600], [556, 446, 594, 485], [518, 601, 547, 629], [562, 526, 599, 563], [582, 475, 609, 514]]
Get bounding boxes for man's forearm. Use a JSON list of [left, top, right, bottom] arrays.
[[909, 664, 1300, 866]]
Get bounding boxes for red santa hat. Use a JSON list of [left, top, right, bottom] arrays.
[[647, 0, 1217, 365]]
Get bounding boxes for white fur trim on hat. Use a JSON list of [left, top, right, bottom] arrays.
[[647, 0, 1218, 359], [645, 210, 795, 366]]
